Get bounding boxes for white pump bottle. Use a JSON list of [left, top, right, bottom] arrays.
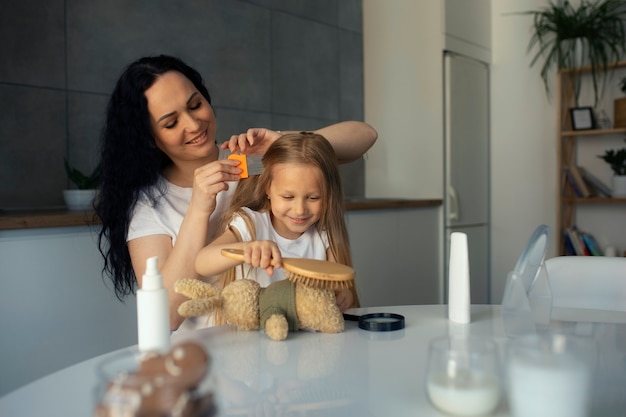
[[137, 256, 171, 354]]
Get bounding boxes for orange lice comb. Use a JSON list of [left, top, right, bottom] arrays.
[[228, 154, 248, 178]]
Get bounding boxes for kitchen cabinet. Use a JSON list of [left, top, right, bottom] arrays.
[[444, 0, 491, 63], [443, 52, 491, 304], [557, 62, 626, 255], [0, 201, 442, 395], [363, 0, 491, 304], [0, 226, 137, 396], [346, 206, 441, 307]]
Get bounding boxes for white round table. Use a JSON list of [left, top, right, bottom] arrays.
[[1, 304, 624, 416]]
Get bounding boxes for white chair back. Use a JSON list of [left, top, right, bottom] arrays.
[[545, 256, 626, 313]]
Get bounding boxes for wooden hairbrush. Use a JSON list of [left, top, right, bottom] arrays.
[[220, 248, 355, 289]]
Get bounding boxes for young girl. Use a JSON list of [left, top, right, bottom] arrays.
[[195, 132, 357, 312]]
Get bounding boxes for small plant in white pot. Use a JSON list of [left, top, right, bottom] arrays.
[[63, 160, 100, 211], [598, 144, 626, 197]]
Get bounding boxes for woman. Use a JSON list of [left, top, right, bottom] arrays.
[[95, 55, 377, 331]]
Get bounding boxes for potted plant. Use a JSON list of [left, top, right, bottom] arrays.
[[63, 160, 100, 211], [522, 0, 626, 107], [598, 143, 626, 197]]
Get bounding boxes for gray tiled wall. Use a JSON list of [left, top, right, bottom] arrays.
[[0, 0, 365, 210]]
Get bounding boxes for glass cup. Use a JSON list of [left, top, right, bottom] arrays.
[[426, 336, 502, 416], [93, 343, 216, 417], [506, 333, 596, 417]]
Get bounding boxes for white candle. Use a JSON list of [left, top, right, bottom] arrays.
[[508, 354, 590, 417], [427, 369, 500, 416]]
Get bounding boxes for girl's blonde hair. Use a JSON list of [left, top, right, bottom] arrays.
[[217, 132, 358, 307]]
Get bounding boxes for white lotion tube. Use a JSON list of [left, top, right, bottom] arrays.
[[448, 232, 471, 323], [137, 256, 171, 354]]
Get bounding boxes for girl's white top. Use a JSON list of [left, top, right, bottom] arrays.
[[229, 207, 329, 287]]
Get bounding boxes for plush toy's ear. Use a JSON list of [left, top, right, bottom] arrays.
[[178, 297, 223, 318], [174, 279, 223, 318], [174, 278, 219, 299]]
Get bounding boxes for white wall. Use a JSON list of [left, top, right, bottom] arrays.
[[490, 1, 557, 302], [363, 0, 558, 304]]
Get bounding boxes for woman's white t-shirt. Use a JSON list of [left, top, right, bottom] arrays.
[[127, 148, 234, 245], [229, 207, 330, 287], [126, 148, 234, 331]]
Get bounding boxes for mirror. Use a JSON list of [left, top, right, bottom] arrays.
[[513, 224, 550, 294], [502, 224, 552, 337]]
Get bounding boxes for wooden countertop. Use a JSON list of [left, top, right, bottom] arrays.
[[0, 209, 100, 231], [0, 198, 442, 231], [344, 198, 442, 211]]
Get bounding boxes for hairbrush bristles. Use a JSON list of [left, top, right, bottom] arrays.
[[285, 271, 354, 289]]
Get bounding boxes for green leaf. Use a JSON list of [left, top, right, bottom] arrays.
[[64, 159, 101, 189], [598, 145, 626, 176], [516, 0, 626, 106]]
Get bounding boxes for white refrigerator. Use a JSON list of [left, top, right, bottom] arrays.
[[443, 51, 491, 304]]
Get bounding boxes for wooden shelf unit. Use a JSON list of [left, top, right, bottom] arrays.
[[557, 61, 626, 255]]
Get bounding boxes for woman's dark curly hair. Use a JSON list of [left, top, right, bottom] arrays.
[[95, 55, 212, 300]]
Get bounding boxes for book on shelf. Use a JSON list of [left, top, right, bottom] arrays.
[[565, 227, 587, 255], [564, 167, 583, 197], [579, 166, 612, 197], [568, 165, 591, 198], [580, 231, 604, 256], [563, 230, 577, 256], [564, 227, 604, 256]]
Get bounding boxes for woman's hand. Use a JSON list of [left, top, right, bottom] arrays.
[[219, 121, 379, 164], [189, 159, 242, 215], [241, 240, 283, 276], [220, 128, 283, 155]]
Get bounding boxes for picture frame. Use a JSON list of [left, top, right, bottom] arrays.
[[569, 107, 595, 130]]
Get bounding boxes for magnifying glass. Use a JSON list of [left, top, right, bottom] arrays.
[[343, 312, 405, 332]]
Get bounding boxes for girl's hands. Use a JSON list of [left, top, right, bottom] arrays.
[[334, 289, 354, 312], [241, 240, 354, 311], [233, 238, 355, 311], [220, 128, 283, 156], [241, 240, 283, 276], [189, 159, 242, 215]]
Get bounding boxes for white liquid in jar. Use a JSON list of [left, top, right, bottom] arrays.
[[427, 370, 500, 416], [507, 355, 590, 417]]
